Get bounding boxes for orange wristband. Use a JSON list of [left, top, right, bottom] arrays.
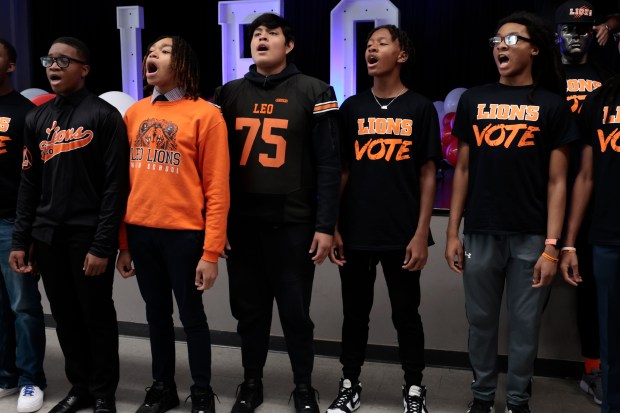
[[541, 252, 559, 263]]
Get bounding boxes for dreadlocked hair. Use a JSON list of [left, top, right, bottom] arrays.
[[497, 11, 565, 100], [143, 35, 201, 100], [366, 25, 415, 87]]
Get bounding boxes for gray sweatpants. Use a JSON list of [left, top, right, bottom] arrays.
[[463, 233, 551, 405]]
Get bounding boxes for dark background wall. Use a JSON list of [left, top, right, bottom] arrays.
[[9, 0, 620, 101]]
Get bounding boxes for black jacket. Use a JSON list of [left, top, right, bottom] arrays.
[[12, 88, 129, 257]]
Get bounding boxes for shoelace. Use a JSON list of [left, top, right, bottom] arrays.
[[330, 386, 354, 407], [143, 385, 164, 406], [288, 387, 320, 409], [234, 382, 257, 403], [404, 394, 426, 413], [21, 386, 35, 397], [184, 392, 220, 409], [468, 400, 493, 413]]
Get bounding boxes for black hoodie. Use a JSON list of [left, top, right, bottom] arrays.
[[213, 64, 340, 234]]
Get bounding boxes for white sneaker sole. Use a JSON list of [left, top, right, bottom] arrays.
[[579, 379, 602, 405]]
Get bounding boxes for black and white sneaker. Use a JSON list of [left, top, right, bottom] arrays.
[[504, 403, 531, 413], [466, 398, 495, 413], [326, 378, 361, 413], [403, 385, 428, 413]]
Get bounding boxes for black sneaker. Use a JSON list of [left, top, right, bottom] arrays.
[[188, 386, 216, 413], [136, 381, 180, 413], [403, 385, 428, 413], [94, 397, 117, 413], [326, 378, 361, 413], [466, 398, 495, 413], [231, 379, 263, 413], [291, 383, 319, 413], [504, 403, 532, 413]]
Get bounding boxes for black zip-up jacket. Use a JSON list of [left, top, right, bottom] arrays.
[[12, 88, 129, 257], [213, 64, 341, 234]]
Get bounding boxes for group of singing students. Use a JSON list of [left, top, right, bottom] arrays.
[[1, 1, 620, 413]]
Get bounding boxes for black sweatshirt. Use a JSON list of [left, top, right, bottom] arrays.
[[12, 88, 129, 258]]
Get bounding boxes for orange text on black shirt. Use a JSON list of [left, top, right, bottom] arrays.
[[473, 104, 540, 148]]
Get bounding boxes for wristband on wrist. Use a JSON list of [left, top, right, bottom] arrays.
[[561, 246, 577, 254], [541, 251, 559, 263]]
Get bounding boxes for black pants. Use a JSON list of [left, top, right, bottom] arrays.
[[576, 233, 600, 360], [35, 227, 119, 398], [226, 222, 316, 385], [127, 225, 212, 390], [339, 249, 425, 387]]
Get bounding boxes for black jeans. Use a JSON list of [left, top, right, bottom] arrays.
[[226, 222, 316, 385], [35, 227, 119, 398], [339, 249, 424, 387], [127, 225, 212, 390], [575, 232, 600, 360]]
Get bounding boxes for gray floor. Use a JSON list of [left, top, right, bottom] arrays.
[[0, 329, 600, 413]]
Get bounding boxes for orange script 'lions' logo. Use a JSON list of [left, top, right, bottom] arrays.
[[134, 118, 179, 151]]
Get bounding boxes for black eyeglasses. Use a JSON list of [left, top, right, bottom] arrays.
[[40, 56, 88, 68], [489, 34, 532, 47]]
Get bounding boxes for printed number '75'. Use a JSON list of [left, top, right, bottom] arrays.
[[236, 117, 289, 168]]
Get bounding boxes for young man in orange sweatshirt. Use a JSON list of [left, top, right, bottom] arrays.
[[116, 35, 230, 413]]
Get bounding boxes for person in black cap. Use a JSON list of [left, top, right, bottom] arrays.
[[555, 0, 613, 407]]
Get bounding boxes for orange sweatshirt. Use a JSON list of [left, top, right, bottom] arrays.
[[120, 97, 230, 262]]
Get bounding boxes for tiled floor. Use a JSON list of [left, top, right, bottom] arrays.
[[0, 329, 599, 413]]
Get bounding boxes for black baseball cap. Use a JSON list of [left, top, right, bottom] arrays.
[[555, 0, 595, 24]]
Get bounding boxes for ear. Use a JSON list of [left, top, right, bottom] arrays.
[[6, 62, 15, 74], [81, 64, 91, 78], [397, 50, 409, 64], [285, 40, 295, 55], [531, 46, 539, 56]]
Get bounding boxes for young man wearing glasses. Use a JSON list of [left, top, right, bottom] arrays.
[[445, 12, 579, 413], [10, 37, 128, 413]]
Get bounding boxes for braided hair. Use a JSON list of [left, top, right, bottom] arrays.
[[143, 35, 201, 100]]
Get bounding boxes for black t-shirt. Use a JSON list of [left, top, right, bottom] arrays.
[[565, 63, 610, 114], [580, 88, 620, 245], [452, 83, 579, 235], [338, 89, 441, 250], [0, 91, 34, 218], [565, 63, 611, 235]]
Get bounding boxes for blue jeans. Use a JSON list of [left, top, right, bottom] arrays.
[[0, 218, 46, 389], [592, 245, 620, 413]]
